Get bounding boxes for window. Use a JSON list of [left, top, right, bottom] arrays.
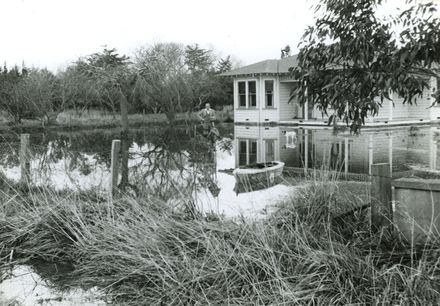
[[249, 140, 257, 164], [238, 82, 246, 107], [265, 139, 275, 161], [265, 80, 274, 108], [239, 140, 247, 166], [236, 80, 258, 108], [238, 139, 258, 165], [248, 81, 257, 107]]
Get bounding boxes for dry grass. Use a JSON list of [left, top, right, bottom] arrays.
[[55, 108, 233, 129], [0, 108, 233, 131], [1, 175, 440, 305]]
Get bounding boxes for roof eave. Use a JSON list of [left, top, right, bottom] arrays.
[[219, 72, 292, 78]]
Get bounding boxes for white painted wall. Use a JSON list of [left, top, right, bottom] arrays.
[[233, 75, 438, 123], [233, 77, 260, 122], [260, 76, 279, 122], [429, 77, 440, 120], [279, 82, 299, 120]]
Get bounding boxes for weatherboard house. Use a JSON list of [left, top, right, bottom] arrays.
[[220, 56, 440, 125]]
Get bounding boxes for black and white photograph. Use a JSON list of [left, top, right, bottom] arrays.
[[0, 0, 440, 304]]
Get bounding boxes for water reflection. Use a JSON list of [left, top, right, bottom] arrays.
[[0, 265, 104, 306], [234, 125, 440, 176], [1, 125, 439, 201], [0, 124, 299, 218]]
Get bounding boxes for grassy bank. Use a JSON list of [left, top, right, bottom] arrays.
[[0, 107, 234, 132], [1, 177, 440, 305]]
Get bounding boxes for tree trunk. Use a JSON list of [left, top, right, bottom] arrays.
[[166, 111, 176, 123], [119, 134, 129, 192], [119, 91, 129, 133], [14, 114, 21, 124]]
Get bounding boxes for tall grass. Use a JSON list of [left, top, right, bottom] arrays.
[[1, 174, 440, 305]]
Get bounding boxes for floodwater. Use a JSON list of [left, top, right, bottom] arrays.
[[0, 265, 105, 306], [234, 124, 440, 175], [1, 123, 440, 304], [0, 124, 295, 218], [0, 123, 439, 215]]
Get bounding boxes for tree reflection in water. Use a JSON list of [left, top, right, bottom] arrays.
[[0, 124, 233, 215]]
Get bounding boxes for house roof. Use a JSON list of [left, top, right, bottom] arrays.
[[219, 54, 440, 78], [219, 55, 299, 77]]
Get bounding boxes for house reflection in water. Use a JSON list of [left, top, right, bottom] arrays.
[[234, 125, 440, 176]]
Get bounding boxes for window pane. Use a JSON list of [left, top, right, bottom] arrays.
[[248, 81, 256, 93], [249, 94, 257, 107], [266, 94, 273, 107], [238, 81, 246, 107], [249, 140, 257, 164], [265, 80, 273, 92], [238, 82, 245, 94], [239, 94, 246, 107], [248, 81, 257, 107], [239, 140, 247, 166], [265, 80, 273, 107], [265, 140, 275, 161]]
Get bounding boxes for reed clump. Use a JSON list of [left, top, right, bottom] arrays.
[[1, 176, 440, 305]]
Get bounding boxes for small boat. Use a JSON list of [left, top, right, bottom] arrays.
[[233, 161, 285, 193]]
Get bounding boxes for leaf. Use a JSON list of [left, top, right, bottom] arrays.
[[328, 114, 334, 126]]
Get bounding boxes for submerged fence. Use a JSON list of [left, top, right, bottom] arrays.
[[284, 166, 371, 182], [14, 133, 440, 239]]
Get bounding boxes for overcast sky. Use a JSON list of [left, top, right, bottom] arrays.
[[0, 0, 436, 72]]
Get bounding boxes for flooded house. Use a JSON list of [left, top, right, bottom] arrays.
[[220, 55, 440, 125], [234, 125, 440, 178]]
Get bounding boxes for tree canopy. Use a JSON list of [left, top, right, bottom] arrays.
[[291, 0, 440, 133], [0, 43, 234, 126]]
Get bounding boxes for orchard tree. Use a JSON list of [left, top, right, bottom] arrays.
[[211, 55, 234, 108], [75, 47, 138, 133], [0, 65, 31, 123], [291, 0, 440, 133], [19, 68, 62, 126], [57, 65, 102, 112], [185, 44, 217, 108], [134, 42, 193, 122]]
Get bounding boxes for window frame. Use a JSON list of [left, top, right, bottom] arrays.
[[248, 81, 257, 108], [249, 139, 258, 164], [238, 81, 246, 107], [237, 138, 259, 165], [264, 79, 275, 108], [238, 139, 248, 166], [264, 139, 276, 162], [236, 79, 259, 109]]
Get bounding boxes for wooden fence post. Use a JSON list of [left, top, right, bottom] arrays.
[[20, 134, 30, 183], [371, 163, 392, 230], [110, 139, 121, 195]]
